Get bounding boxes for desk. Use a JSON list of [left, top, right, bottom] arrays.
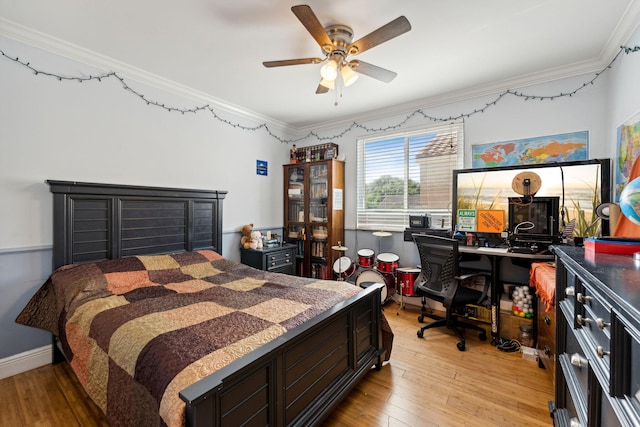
[[458, 246, 554, 345]]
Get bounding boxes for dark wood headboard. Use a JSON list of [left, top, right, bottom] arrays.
[[47, 180, 227, 268]]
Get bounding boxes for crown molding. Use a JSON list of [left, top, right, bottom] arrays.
[[0, 18, 297, 138], [3, 2, 640, 140], [300, 55, 612, 137], [604, 0, 640, 59]]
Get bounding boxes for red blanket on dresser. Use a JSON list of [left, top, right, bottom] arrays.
[[16, 250, 369, 426]]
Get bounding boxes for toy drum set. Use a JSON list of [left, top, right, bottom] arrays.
[[396, 267, 420, 297], [332, 256, 356, 279], [331, 244, 420, 306], [356, 249, 375, 267], [355, 252, 398, 303]]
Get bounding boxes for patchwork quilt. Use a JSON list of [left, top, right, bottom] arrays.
[[16, 250, 374, 426]]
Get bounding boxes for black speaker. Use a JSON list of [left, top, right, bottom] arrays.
[[410, 215, 428, 228]]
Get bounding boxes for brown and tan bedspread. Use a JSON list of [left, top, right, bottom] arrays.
[[16, 250, 377, 426]]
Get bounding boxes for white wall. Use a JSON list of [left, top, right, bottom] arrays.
[[0, 36, 292, 251], [0, 35, 294, 360]]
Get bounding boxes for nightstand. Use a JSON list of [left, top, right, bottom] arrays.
[[240, 245, 295, 275]]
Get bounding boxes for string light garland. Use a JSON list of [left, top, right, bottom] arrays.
[[1, 45, 639, 144]]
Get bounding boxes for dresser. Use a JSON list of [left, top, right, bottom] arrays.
[[552, 246, 640, 426], [240, 245, 295, 275]]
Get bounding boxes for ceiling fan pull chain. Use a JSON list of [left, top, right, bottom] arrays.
[[335, 74, 343, 106]]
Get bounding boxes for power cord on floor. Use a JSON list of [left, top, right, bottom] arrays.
[[497, 338, 522, 353]]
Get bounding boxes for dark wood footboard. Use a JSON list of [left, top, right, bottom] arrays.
[[179, 283, 385, 427]]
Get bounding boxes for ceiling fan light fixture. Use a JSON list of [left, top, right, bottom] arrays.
[[340, 65, 359, 87], [320, 59, 338, 81], [319, 78, 335, 90]]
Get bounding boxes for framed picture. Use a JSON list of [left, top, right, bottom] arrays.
[[471, 131, 589, 168], [615, 110, 640, 200], [256, 160, 268, 176], [325, 148, 335, 159]]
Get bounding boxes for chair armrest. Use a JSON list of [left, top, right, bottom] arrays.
[[455, 271, 491, 304]]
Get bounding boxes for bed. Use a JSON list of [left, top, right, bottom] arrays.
[[16, 180, 389, 427]]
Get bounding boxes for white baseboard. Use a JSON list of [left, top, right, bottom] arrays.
[[0, 345, 52, 380]]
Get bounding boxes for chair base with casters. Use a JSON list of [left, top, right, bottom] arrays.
[[411, 234, 491, 351], [417, 296, 487, 351]]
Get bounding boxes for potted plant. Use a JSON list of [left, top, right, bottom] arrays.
[[563, 179, 601, 245]]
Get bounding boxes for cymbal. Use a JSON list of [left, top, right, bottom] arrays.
[[372, 231, 391, 237], [331, 245, 348, 251]]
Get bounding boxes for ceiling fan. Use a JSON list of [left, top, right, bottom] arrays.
[[263, 5, 411, 94]]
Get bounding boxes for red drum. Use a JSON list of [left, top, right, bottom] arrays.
[[332, 256, 356, 279], [376, 252, 399, 273], [396, 267, 421, 296], [357, 248, 375, 267], [356, 269, 395, 303]]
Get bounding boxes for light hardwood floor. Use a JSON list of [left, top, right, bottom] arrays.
[[0, 303, 554, 426]]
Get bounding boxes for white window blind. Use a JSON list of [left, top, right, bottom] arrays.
[[356, 121, 464, 231]]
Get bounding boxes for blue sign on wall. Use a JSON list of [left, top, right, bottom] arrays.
[[257, 160, 268, 176]]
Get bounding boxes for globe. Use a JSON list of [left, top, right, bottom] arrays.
[[619, 176, 640, 226]]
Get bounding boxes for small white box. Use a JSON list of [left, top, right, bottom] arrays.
[[521, 346, 538, 362], [500, 298, 512, 311]]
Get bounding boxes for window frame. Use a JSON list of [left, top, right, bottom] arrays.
[[356, 121, 464, 232]]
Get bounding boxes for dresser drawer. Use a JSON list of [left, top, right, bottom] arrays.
[[576, 282, 611, 335], [598, 392, 624, 427], [265, 249, 293, 271], [537, 296, 555, 379], [266, 250, 293, 266], [564, 325, 590, 397], [557, 352, 588, 426], [572, 282, 613, 383]]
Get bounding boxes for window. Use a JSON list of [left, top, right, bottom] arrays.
[[356, 121, 464, 231]]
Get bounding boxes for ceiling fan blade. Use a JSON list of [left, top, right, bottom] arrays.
[[350, 60, 397, 83], [263, 57, 323, 67], [347, 16, 411, 55], [315, 84, 330, 94], [291, 5, 333, 53]]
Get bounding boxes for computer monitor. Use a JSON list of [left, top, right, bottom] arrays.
[[508, 196, 560, 241]]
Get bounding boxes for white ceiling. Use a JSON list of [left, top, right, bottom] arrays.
[[1, 0, 640, 130]]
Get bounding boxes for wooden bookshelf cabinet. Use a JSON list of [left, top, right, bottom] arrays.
[[283, 159, 344, 279]]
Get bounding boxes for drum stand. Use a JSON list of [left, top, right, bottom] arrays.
[[331, 242, 348, 281], [372, 230, 391, 254], [396, 275, 404, 315], [372, 232, 396, 307]]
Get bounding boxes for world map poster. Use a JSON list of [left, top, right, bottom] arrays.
[[471, 131, 589, 168], [615, 111, 640, 201]]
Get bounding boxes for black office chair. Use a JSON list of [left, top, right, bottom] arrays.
[[412, 234, 490, 351]]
